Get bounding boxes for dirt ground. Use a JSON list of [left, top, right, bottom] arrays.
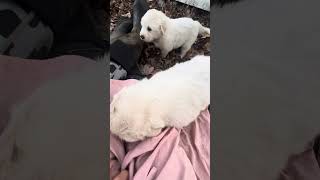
[[110, 0, 210, 73]]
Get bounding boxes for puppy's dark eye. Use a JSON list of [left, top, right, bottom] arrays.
[[147, 26, 152, 31]]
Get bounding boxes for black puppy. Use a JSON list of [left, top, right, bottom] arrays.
[[110, 0, 149, 80], [110, 19, 133, 44]]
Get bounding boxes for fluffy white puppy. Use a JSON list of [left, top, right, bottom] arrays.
[[139, 9, 210, 58], [110, 55, 210, 142]]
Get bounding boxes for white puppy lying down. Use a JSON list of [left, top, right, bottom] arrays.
[[110, 55, 210, 142], [139, 9, 210, 58]]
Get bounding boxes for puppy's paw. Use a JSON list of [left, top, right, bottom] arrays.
[[160, 46, 172, 58], [180, 46, 191, 58], [180, 52, 188, 59], [161, 51, 169, 58]]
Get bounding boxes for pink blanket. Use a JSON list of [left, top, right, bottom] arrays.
[[110, 80, 211, 180]]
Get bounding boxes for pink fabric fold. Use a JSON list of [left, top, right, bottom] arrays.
[[110, 79, 210, 180]]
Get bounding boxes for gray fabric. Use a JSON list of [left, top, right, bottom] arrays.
[[110, 61, 127, 80]]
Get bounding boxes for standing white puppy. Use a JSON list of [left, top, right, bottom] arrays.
[[110, 55, 210, 142], [140, 9, 210, 58]]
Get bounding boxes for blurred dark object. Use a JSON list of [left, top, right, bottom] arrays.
[[48, 0, 108, 59], [211, 0, 242, 7], [0, 0, 109, 59], [14, 0, 85, 35], [110, 0, 149, 79], [0, 1, 53, 59], [277, 135, 320, 180]]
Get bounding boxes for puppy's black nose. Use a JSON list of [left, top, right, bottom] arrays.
[[140, 35, 145, 40]]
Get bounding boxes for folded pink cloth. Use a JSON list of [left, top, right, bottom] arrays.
[[110, 80, 211, 180]]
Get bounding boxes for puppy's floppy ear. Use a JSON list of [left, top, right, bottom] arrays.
[[160, 24, 166, 35]]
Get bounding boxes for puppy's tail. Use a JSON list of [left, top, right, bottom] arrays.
[[196, 21, 210, 38]]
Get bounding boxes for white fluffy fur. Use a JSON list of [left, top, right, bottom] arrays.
[[110, 55, 210, 142], [139, 9, 210, 58]]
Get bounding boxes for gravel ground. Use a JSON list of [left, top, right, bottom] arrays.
[[110, 0, 210, 73]]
